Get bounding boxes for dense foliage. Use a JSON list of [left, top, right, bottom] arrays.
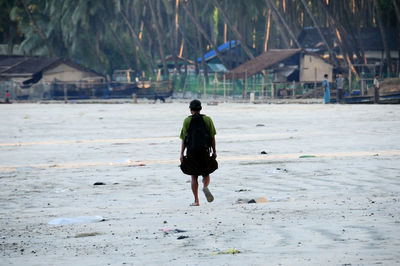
[[1, 0, 399, 77]]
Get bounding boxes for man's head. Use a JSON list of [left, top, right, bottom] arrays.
[[189, 99, 202, 112], [324, 74, 328, 78]]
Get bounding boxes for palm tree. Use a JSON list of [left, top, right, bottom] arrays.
[[20, 0, 56, 56], [0, 0, 22, 54], [211, 0, 254, 59], [373, 0, 392, 75]]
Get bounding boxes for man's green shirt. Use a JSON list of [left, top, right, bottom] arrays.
[[180, 115, 216, 140]]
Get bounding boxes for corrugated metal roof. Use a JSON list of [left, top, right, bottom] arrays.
[[225, 49, 301, 79], [198, 40, 239, 63]]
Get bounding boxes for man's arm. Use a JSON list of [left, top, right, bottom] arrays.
[[180, 140, 186, 163], [211, 137, 217, 158]]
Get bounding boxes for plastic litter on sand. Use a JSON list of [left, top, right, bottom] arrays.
[[48, 216, 105, 225]]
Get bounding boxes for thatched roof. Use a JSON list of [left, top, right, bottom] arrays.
[[225, 49, 301, 79]]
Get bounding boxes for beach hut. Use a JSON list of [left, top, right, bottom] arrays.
[[0, 56, 104, 99]]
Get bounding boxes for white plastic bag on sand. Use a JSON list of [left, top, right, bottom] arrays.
[[48, 216, 105, 225]]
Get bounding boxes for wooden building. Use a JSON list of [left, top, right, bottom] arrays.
[[225, 49, 334, 83], [300, 53, 334, 83], [0, 56, 104, 100], [0, 56, 104, 84]]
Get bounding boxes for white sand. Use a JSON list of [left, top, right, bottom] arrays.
[[0, 102, 399, 265]]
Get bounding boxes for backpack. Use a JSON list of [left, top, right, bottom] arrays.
[[185, 114, 211, 152]]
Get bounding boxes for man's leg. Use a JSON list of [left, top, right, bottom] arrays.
[[191, 175, 200, 206], [202, 175, 210, 188], [338, 89, 342, 103], [202, 175, 214, 202], [374, 87, 379, 104]]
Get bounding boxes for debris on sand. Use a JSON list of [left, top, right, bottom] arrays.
[[48, 216, 105, 225], [213, 248, 241, 255], [299, 155, 317, 158], [73, 232, 104, 238], [267, 168, 288, 174], [235, 189, 251, 192], [236, 197, 268, 204], [159, 228, 187, 234]]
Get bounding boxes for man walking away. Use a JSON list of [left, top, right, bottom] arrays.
[[5, 90, 10, 103], [336, 73, 344, 104], [373, 74, 380, 104], [323, 74, 330, 104], [180, 99, 217, 206]]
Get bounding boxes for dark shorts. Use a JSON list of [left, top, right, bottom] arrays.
[[180, 149, 218, 176]]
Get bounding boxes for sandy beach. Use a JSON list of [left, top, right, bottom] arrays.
[[0, 102, 399, 265]]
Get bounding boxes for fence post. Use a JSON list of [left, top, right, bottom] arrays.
[[314, 67, 317, 98], [203, 75, 206, 99], [244, 70, 247, 99], [223, 74, 226, 102], [232, 74, 235, 96], [361, 79, 365, 96], [349, 66, 353, 94], [253, 75, 256, 97], [262, 76, 265, 100], [63, 84, 67, 103], [12, 81, 17, 101], [214, 72, 217, 99], [292, 81, 295, 99], [271, 83, 274, 99]]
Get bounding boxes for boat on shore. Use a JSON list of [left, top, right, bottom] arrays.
[[343, 78, 400, 104]]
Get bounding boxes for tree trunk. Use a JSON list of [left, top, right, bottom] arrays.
[[20, 0, 56, 56], [266, 0, 301, 49], [7, 26, 16, 55], [340, 1, 363, 64], [374, 0, 392, 75], [102, 19, 131, 69], [159, 0, 179, 75], [149, 0, 169, 79], [271, 7, 290, 48], [120, 9, 155, 74], [393, 0, 400, 24], [193, 1, 209, 83], [211, 0, 254, 59], [173, 0, 180, 73], [181, 9, 188, 97], [84, 28, 104, 73], [321, 3, 358, 69], [180, 0, 228, 67], [393, 0, 400, 76], [264, 9, 271, 51], [300, 0, 337, 64]]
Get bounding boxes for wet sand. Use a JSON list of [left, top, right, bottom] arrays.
[[0, 102, 399, 265]]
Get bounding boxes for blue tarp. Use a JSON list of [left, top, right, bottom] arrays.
[[198, 40, 239, 63]]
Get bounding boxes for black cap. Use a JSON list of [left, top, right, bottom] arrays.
[[189, 99, 202, 111]]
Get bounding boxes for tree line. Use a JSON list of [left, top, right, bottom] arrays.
[[1, 0, 399, 78]]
